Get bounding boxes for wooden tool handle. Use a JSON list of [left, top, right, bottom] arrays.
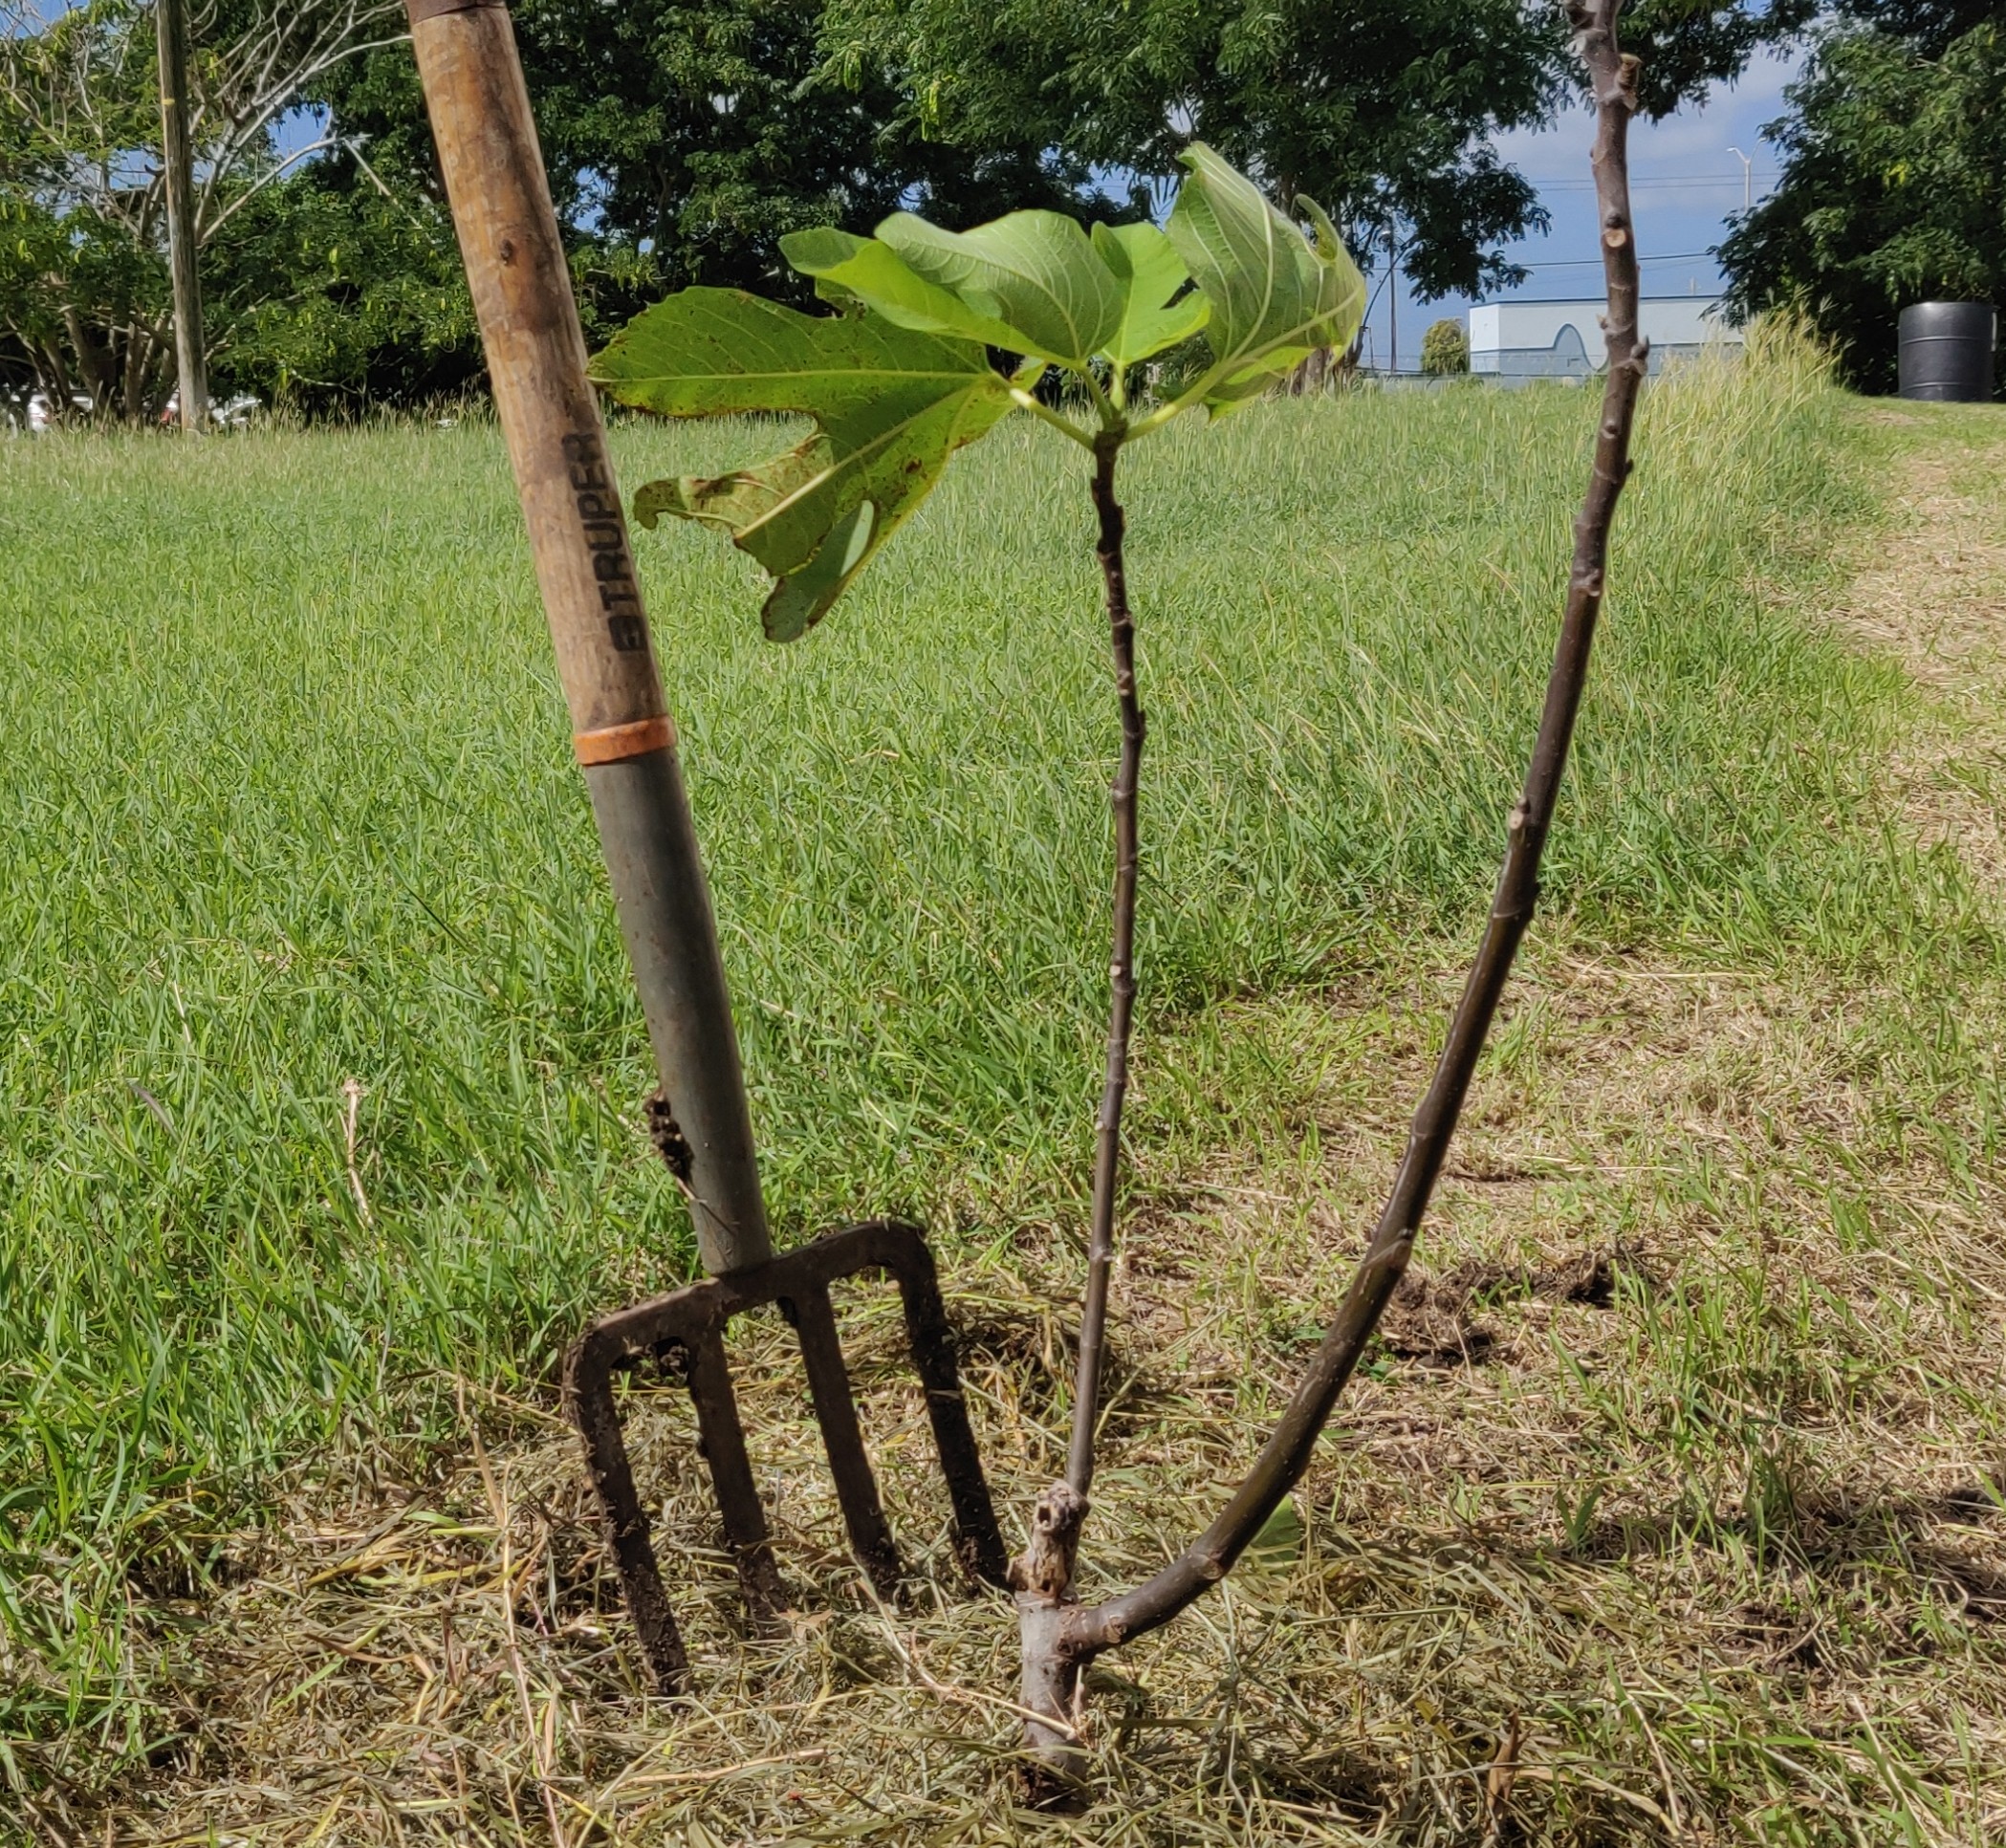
[[408, 0, 659, 745], [408, 0, 773, 1274]]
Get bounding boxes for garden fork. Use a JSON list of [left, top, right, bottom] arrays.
[[405, 0, 1008, 1691]]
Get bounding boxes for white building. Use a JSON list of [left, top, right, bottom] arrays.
[[1468, 295, 1743, 379]]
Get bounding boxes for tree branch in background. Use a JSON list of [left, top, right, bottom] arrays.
[[1009, 0, 1649, 1782], [1718, 8, 2004, 395]]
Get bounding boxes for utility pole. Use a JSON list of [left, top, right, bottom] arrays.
[[156, 0, 207, 432], [1386, 220, 1398, 376], [1727, 145, 1753, 213]]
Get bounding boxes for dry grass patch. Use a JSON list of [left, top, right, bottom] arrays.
[[33, 931, 2005, 1848], [1833, 407, 2006, 895]]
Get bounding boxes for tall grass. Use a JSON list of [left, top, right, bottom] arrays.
[[0, 333, 1962, 1773]]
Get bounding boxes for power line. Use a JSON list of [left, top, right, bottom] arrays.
[[1510, 250, 1714, 270], [1534, 174, 1773, 193]]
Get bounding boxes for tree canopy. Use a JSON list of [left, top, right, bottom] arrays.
[[3, 0, 1822, 415], [1719, 12, 2003, 394], [314, 0, 1120, 302], [311, 0, 1828, 359], [815, 0, 1558, 301], [1622, 0, 1820, 119], [816, 2, 1824, 302]]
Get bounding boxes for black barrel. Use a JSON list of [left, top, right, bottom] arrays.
[[1899, 302, 1996, 402]]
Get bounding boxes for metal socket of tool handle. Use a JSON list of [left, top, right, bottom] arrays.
[[584, 751, 769, 1270], [406, 0, 772, 1274]]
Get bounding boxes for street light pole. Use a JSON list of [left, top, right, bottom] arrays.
[[1727, 144, 1753, 213], [1386, 219, 1398, 376], [156, 0, 207, 432]]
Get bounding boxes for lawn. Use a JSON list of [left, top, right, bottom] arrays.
[[4, 340, 2004, 1841]]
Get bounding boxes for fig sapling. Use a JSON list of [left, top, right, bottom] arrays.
[[592, 147, 1366, 1716]]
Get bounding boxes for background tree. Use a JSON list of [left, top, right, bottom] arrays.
[[815, 1, 1823, 317], [1621, 0, 1820, 119], [1835, 0, 1995, 55], [1421, 316, 1470, 376], [199, 176, 478, 408], [0, 0, 408, 417], [0, 0, 1825, 415], [313, 0, 1124, 322], [1719, 13, 2003, 394], [816, 0, 1559, 303]]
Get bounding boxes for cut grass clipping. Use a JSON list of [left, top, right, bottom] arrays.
[[2, 329, 2004, 1840]]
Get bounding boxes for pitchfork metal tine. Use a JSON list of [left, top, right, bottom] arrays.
[[685, 1331, 789, 1619], [883, 1229, 1011, 1587], [565, 1331, 692, 1691], [787, 1286, 904, 1596], [562, 1222, 1008, 1695]]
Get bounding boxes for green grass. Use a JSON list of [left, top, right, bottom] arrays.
[[2, 339, 2000, 1829]]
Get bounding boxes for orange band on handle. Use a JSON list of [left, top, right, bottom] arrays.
[[573, 714, 676, 765]]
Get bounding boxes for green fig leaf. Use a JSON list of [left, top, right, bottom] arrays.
[[590, 288, 1014, 641], [875, 208, 1125, 371], [780, 226, 1028, 353], [1090, 220, 1210, 365], [1166, 142, 1366, 415]]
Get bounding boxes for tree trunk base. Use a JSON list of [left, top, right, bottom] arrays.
[[1010, 1481, 1090, 1798]]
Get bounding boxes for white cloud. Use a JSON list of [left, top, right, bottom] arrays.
[[1493, 41, 1807, 179], [1380, 40, 1814, 352]]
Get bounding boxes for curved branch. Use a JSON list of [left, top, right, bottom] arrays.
[[198, 133, 339, 241], [1056, 0, 1648, 1668], [189, 3, 407, 229]]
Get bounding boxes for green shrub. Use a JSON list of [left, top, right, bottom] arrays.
[[1422, 316, 1471, 375]]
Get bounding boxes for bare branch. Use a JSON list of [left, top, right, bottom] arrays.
[[190, 1, 405, 206], [194, 15, 408, 231], [341, 134, 430, 232], [198, 132, 339, 240]]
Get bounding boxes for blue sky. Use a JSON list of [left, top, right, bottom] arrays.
[[1368, 45, 1805, 370]]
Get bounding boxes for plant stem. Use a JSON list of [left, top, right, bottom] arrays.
[[1009, 386, 1098, 450], [1008, 431, 1144, 1798], [1067, 429, 1145, 1498], [1015, 0, 1648, 1737]]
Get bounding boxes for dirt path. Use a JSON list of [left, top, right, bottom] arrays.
[[1838, 406, 2006, 892], [1842, 408, 2006, 694]]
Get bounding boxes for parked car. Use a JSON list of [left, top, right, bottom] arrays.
[[22, 389, 97, 431], [163, 389, 262, 429]]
